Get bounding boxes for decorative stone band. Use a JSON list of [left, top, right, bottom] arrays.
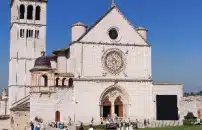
[[8, 85, 71, 88], [70, 41, 152, 47], [153, 83, 182, 85], [10, 57, 38, 60], [73, 78, 152, 83], [10, 22, 46, 29]]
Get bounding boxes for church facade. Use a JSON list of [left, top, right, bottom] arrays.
[[0, 0, 186, 129]]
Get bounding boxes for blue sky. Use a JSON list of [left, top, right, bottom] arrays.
[[0, 0, 202, 92]]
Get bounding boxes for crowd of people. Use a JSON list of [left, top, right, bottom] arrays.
[[28, 115, 150, 130], [29, 121, 68, 130]]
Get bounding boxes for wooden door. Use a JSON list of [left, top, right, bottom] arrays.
[[55, 111, 60, 122]]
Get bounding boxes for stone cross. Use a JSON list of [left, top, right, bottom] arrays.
[[112, 0, 116, 7]]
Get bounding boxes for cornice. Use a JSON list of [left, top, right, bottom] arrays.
[[70, 41, 151, 47], [73, 78, 152, 83], [52, 41, 151, 55], [153, 83, 183, 86], [10, 0, 48, 7]]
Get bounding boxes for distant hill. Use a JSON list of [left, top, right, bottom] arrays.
[[184, 91, 202, 97]]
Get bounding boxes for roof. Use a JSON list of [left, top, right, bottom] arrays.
[[76, 6, 116, 41], [53, 48, 70, 55], [52, 4, 150, 55], [46, 55, 57, 61], [76, 5, 150, 45], [11, 95, 30, 111], [72, 22, 88, 28], [34, 56, 51, 68]]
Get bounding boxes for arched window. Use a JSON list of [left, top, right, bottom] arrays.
[[19, 4, 25, 19], [56, 78, 59, 87], [55, 111, 60, 122], [62, 78, 66, 86], [27, 5, 33, 20], [69, 78, 73, 87], [35, 6, 41, 20], [41, 75, 48, 87]]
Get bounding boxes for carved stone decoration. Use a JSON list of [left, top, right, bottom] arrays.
[[102, 48, 126, 75]]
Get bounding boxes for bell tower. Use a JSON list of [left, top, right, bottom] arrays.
[[9, 0, 47, 107]]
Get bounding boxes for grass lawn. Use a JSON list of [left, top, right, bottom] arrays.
[[78, 125, 202, 130], [142, 126, 202, 130]]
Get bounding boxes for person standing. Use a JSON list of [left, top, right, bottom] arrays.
[[30, 121, 34, 130], [144, 119, 147, 128], [79, 122, 84, 130]]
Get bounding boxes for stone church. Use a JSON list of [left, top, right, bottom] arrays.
[[0, 0, 186, 129]]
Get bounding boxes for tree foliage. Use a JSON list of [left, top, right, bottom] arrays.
[[184, 91, 202, 97]]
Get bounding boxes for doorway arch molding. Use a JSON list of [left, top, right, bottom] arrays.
[[99, 85, 130, 105], [99, 85, 131, 119]]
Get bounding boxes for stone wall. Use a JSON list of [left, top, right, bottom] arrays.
[[152, 84, 183, 120], [180, 96, 202, 119], [11, 111, 30, 130], [0, 118, 10, 130]]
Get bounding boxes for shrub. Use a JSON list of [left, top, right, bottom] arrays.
[[183, 119, 196, 126], [184, 112, 197, 120], [96, 125, 106, 129]]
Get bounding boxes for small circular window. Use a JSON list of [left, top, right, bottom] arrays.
[[108, 28, 118, 40]]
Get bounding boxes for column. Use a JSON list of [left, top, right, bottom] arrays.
[[100, 105, 103, 117], [111, 102, 114, 115]]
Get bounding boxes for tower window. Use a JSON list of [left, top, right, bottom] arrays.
[[20, 4, 25, 19], [20, 29, 24, 38], [26, 29, 28, 38], [29, 30, 33, 37], [27, 5, 33, 20], [35, 30, 39, 39], [35, 6, 41, 20], [26, 29, 33, 38]]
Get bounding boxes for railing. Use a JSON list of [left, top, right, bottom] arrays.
[[30, 86, 56, 93]]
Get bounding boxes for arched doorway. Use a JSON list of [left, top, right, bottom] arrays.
[[103, 97, 111, 118], [100, 85, 129, 120], [114, 97, 123, 118], [55, 111, 60, 122]]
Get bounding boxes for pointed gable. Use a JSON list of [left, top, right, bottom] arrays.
[[78, 6, 149, 45]]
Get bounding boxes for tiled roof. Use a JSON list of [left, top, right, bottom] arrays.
[[34, 56, 51, 68]]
